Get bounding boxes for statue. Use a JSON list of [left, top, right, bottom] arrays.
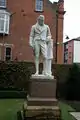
[[29, 15, 53, 76]]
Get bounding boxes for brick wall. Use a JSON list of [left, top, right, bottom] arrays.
[[0, 0, 64, 63]]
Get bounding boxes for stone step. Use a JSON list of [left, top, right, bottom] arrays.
[[27, 97, 58, 106], [23, 103, 60, 118]]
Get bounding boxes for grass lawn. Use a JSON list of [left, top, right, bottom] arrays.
[[0, 99, 78, 120], [0, 99, 24, 120], [59, 101, 76, 120], [67, 101, 80, 111]]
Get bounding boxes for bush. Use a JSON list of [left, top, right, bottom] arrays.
[[0, 62, 31, 92], [0, 91, 27, 98], [65, 63, 80, 100], [0, 61, 76, 99]]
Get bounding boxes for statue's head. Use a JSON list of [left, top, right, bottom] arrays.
[[37, 15, 45, 26]]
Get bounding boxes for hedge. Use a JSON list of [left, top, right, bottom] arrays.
[[0, 91, 27, 98], [0, 61, 73, 99]]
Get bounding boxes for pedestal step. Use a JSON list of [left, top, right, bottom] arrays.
[[27, 97, 58, 106], [23, 103, 61, 119]]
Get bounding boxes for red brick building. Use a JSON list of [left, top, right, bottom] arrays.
[[64, 37, 80, 64], [0, 0, 65, 63]]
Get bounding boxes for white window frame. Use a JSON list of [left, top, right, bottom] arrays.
[[0, 0, 6, 8], [35, 0, 43, 12], [4, 44, 12, 61], [0, 10, 10, 34]]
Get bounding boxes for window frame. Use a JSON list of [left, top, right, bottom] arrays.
[[0, 10, 10, 34], [4, 45, 12, 61], [35, 0, 44, 12], [0, 0, 6, 8]]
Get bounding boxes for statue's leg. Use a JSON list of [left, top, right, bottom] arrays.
[[43, 58, 47, 75], [46, 59, 52, 75], [34, 41, 40, 75], [35, 57, 39, 75], [40, 41, 47, 75]]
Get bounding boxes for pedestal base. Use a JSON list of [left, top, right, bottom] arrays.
[[22, 75, 61, 119], [23, 102, 61, 119], [28, 75, 56, 98]]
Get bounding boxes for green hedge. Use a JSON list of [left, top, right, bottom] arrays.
[[0, 61, 73, 99], [0, 62, 32, 91], [65, 63, 80, 100], [0, 91, 27, 98]]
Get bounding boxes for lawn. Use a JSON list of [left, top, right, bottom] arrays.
[[0, 99, 77, 120], [59, 101, 76, 120], [67, 101, 80, 111], [0, 99, 24, 120]]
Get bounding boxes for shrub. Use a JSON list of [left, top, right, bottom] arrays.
[[0, 62, 31, 91], [66, 63, 80, 100]]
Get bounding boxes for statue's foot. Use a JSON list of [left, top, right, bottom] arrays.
[[34, 71, 39, 76], [45, 73, 51, 76], [42, 71, 51, 76]]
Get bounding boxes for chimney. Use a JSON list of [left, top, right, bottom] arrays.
[[57, 0, 65, 14]]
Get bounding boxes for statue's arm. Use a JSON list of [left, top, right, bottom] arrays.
[[29, 26, 35, 48], [47, 25, 52, 40], [47, 26, 53, 49]]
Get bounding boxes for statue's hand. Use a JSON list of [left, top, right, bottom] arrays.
[[29, 42, 34, 49], [46, 36, 51, 43], [29, 43, 33, 48]]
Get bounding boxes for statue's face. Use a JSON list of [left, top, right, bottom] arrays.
[[38, 17, 44, 26]]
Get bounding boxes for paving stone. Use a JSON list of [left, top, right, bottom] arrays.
[[70, 112, 80, 120]]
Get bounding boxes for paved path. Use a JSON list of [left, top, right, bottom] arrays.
[[70, 112, 80, 120]]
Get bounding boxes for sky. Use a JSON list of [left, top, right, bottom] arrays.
[[49, 0, 80, 42]]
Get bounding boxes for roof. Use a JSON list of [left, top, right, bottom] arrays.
[[64, 36, 80, 44]]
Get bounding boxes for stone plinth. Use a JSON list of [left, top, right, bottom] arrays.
[[23, 75, 61, 119], [29, 75, 56, 98]]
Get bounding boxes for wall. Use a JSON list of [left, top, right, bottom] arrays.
[[68, 40, 73, 64], [0, 0, 64, 64], [73, 41, 80, 63]]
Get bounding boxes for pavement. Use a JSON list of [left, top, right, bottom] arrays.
[[70, 112, 80, 120]]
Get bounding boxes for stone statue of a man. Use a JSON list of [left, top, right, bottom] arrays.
[[29, 15, 53, 76]]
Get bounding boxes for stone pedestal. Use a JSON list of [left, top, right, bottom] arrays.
[[23, 75, 61, 119]]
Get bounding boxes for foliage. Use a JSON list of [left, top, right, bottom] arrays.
[[65, 63, 80, 100], [0, 62, 31, 91], [0, 61, 79, 99], [0, 91, 27, 98]]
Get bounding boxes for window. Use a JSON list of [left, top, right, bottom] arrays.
[[0, 10, 10, 34], [5, 47, 11, 61], [35, 0, 43, 12], [65, 53, 68, 60], [0, 0, 6, 8], [64, 51, 68, 63], [66, 44, 68, 49]]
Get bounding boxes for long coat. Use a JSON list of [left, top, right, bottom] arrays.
[[29, 23, 53, 59]]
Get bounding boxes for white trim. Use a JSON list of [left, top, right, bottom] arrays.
[[0, 5, 6, 8], [0, 43, 14, 46], [4, 43, 14, 47], [0, 43, 3, 46], [0, 10, 10, 34], [0, 0, 6, 8]]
